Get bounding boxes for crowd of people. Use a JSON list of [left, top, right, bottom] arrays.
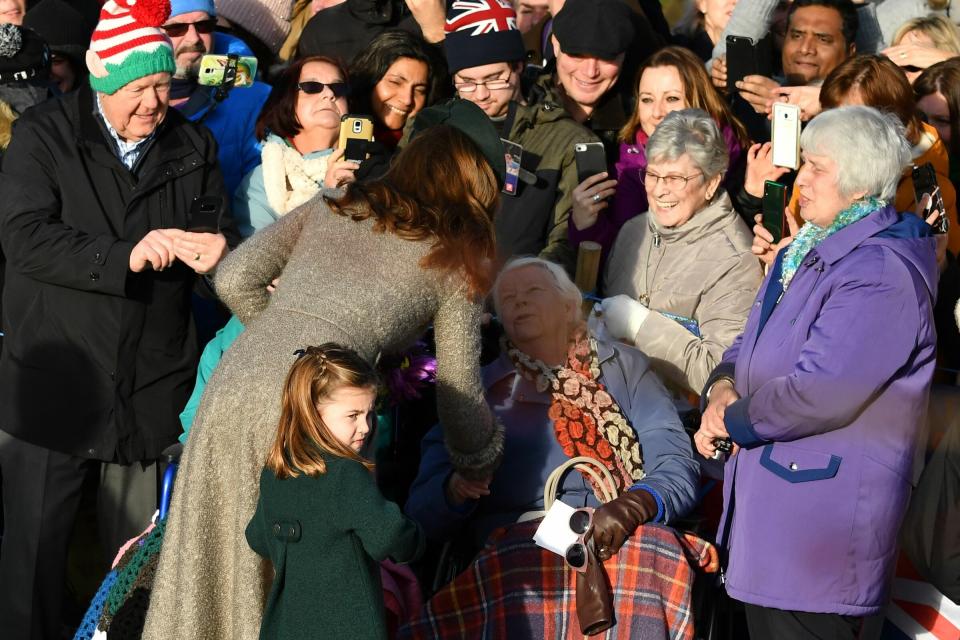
[[0, 0, 957, 638]]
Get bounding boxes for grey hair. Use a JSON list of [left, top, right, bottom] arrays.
[[800, 106, 911, 201], [491, 256, 583, 323], [645, 109, 729, 180]]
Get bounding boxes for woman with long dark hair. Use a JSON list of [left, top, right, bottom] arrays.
[[144, 101, 506, 640]]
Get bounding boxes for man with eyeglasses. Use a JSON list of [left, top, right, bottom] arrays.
[[162, 0, 270, 195], [443, 0, 599, 272]]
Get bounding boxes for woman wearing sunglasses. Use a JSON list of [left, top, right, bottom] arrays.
[[232, 55, 359, 238]]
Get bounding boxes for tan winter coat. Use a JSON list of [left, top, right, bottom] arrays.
[[603, 191, 762, 394], [143, 192, 503, 640]]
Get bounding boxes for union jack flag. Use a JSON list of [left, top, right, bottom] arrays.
[[446, 0, 518, 35]]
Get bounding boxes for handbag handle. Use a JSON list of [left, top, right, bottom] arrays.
[[543, 456, 619, 511]]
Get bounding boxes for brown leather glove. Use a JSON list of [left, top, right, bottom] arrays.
[[575, 538, 614, 636], [589, 489, 658, 561]]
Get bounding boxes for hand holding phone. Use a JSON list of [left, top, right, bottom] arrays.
[[197, 54, 258, 88], [913, 163, 948, 234]]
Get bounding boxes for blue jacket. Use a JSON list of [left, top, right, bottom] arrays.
[[177, 34, 271, 196], [405, 339, 700, 544], [710, 206, 938, 615]]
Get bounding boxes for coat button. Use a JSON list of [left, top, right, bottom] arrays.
[[94, 250, 102, 262], [272, 523, 281, 536], [89, 272, 100, 281], [789, 462, 798, 471]]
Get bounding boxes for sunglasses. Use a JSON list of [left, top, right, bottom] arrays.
[[298, 81, 351, 97], [161, 19, 217, 37], [564, 508, 594, 573]]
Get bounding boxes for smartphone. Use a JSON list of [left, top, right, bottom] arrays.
[[726, 35, 773, 95], [197, 54, 258, 88], [188, 195, 223, 233], [913, 163, 948, 234], [762, 181, 787, 243], [338, 114, 375, 163], [574, 142, 607, 185], [771, 102, 801, 170]]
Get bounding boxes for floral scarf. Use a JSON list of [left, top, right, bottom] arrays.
[[505, 332, 645, 494], [780, 196, 886, 290]]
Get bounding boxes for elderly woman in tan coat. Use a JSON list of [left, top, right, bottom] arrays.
[[598, 109, 762, 396]]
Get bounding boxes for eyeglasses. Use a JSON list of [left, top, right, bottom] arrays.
[[161, 19, 217, 37], [641, 170, 704, 190], [564, 508, 594, 573], [298, 81, 351, 97], [454, 78, 513, 94]]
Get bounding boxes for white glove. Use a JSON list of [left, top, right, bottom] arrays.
[[599, 295, 649, 343]]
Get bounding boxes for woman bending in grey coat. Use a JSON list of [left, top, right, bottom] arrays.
[[144, 103, 506, 640]]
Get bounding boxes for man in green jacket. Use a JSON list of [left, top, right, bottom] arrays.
[[442, 0, 598, 274]]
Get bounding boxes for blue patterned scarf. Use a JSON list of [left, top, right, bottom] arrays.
[[780, 196, 886, 290]]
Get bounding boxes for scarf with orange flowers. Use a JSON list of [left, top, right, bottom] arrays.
[[505, 331, 645, 494]]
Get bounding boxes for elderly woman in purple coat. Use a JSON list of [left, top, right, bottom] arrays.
[[695, 105, 939, 639]]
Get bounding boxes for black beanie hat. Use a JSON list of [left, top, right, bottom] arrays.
[[443, 0, 526, 74], [410, 98, 506, 188], [0, 24, 51, 85], [23, 0, 94, 63], [553, 0, 635, 60]]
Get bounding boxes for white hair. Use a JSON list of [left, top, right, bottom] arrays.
[[645, 109, 729, 180], [491, 256, 583, 322], [800, 105, 911, 201]]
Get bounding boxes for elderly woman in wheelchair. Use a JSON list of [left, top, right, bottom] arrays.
[[405, 257, 700, 581]]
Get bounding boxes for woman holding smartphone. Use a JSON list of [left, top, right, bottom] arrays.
[[232, 56, 361, 238]]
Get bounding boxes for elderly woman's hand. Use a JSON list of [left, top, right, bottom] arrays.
[[323, 148, 361, 189], [598, 295, 648, 344], [588, 490, 658, 560], [445, 471, 491, 507], [917, 192, 950, 272], [883, 44, 956, 71], [766, 86, 822, 122], [571, 172, 618, 231], [695, 378, 740, 459], [710, 55, 727, 91], [752, 210, 799, 266], [744, 142, 791, 199]]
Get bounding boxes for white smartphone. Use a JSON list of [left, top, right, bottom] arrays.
[[771, 102, 801, 170]]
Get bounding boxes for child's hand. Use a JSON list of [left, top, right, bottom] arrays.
[[445, 472, 491, 506]]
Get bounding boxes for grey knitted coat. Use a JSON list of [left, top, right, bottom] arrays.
[[143, 191, 503, 640]]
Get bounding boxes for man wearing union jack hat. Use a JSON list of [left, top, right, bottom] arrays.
[[443, 0, 599, 273], [0, 0, 238, 636]]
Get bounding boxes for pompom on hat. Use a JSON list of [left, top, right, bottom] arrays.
[[0, 24, 51, 84], [86, 0, 176, 95]]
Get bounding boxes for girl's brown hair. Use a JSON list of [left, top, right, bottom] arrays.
[[620, 46, 750, 148], [914, 58, 960, 158], [820, 55, 925, 145], [266, 344, 379, 479], [326, 125, 499, 297], [255, 55, 350, 141]]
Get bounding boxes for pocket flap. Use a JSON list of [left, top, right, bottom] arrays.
[[759, 444, 841, 483]]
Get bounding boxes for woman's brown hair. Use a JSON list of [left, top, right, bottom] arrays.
[[620, 46, 750, 148], [255, 55, 349, 141], [914, 58, 960, 158], [326, 125, 499, 298], [820, 54, 924, 145], [265, 344, 379, 479]]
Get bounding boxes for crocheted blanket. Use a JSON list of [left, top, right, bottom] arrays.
[[398, 520, 718, 640]]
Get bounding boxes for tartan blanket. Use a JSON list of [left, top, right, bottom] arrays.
[[398, 521, 718, 640]]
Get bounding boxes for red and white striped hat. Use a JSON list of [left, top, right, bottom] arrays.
[[85, 0, 175, 95]]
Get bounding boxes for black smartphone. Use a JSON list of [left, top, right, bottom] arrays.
[[913, 163, 948, 234], [188, 195, 223, 233], [726, 35, 773, 95], [574, 141, 607, 185], [762, 181, 787, 243]]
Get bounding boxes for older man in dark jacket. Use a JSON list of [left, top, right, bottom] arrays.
[[0, 1, 235, 638]]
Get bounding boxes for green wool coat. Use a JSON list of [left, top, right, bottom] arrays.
[[245, 455, 425, 640]]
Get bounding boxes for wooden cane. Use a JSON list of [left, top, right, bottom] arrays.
[[575, 241, 602, 316]]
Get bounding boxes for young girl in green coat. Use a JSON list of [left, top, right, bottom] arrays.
[[245, 344, 425, 640]]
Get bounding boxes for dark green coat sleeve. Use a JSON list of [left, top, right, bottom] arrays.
[[245, 494, 270, 559], [338, 461, 425, 564]]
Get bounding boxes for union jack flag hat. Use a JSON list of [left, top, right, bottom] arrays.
[[444, 0, 525, 74]]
